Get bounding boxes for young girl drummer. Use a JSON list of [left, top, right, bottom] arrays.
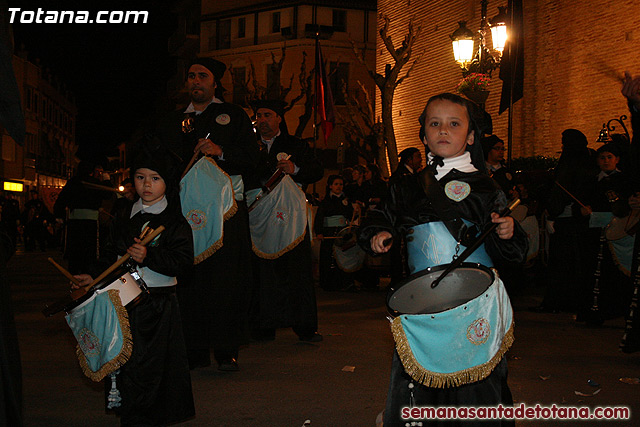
[[359, 93, 527, 426], [74, 146, 195, 426]]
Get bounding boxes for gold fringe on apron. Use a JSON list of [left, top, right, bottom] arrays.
[[76, 290, 133, 382], [391, 317, 515, 389], [252, 229, 307, 260]]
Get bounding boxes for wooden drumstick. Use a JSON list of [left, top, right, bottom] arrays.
[[181, 132, 210, 179], [80, 225, 165, 292], [48, 257, 83, 288], [554, 181, 588, 209]]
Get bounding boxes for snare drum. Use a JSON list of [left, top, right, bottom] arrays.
[[333, 226, 366, 272], [387, 263, 494, 316], [65, 266, 147, 314]]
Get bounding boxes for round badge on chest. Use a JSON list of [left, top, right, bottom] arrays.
[[216, 114, 231, 125], [445, 180, 471, 202]]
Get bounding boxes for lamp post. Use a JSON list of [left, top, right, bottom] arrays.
[[450, 0, 510, 161], [596, 115, 630, 144]]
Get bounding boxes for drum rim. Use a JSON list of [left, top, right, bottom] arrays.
[[62, 265, 136, 314], [92, 265, 136, 291], [386, 262, 495, 317]]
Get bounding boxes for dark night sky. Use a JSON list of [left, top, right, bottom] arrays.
[[10, 0, 178, 163]]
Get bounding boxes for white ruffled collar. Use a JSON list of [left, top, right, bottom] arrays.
[[427, 152, 477, 180]]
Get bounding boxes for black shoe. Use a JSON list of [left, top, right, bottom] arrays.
[[218, 358, 239, 372], [298, 332, 323, 343]]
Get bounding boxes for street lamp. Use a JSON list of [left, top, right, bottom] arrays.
[[490, 7, 508, 54], [449, 0, 508, 77], [450, 21, 475, 69]]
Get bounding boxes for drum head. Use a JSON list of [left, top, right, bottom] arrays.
[[387, 263, 494, 315], [333, 226, 358, 250]]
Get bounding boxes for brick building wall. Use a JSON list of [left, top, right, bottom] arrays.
[[377, 0, 640, 161]]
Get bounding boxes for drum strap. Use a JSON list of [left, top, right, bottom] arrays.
[[418, 168, 476, 246]]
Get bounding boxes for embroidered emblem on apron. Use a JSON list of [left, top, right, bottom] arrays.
[[186, 209, 207, 230], [467, 318, 491, 345]]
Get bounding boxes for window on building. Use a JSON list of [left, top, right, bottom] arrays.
[[232, 67, 248, 106], [330, 62, 350, 105], [267, 63, 281, 99], [219, 19, 231, 49], [207, 22, 217, 51], [238, 17, 246, 38], [271, 12, 281, 33], [332, 10, 347, 32]]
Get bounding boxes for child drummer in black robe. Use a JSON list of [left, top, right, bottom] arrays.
[[74, 145, 195, 426], [314, 174, 356, 291], [359, 93, 527, 426]]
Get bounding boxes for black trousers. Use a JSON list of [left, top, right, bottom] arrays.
[[251, 234, 318, 336], [118, 290, 194, 426], [384, 351, 514, 427]]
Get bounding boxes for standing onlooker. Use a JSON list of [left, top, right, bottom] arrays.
[[53, 162, 109, 273], [534, 129, 597, 313], [481, 134, 516, 196], [389, 147, 422, 185], [22, 190, 48, 251]]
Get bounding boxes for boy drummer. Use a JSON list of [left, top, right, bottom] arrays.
[[360, 93, 527, 426], [74, 146, 195, 425]]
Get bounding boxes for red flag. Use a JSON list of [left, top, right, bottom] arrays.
[[315, 39, 335, 147]]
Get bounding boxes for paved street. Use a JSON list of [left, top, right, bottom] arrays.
[[7, 249, 640, 426]]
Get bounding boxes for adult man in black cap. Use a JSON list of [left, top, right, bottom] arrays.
[[250, 99, 324, 342], [153, 57, 259, 372]]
